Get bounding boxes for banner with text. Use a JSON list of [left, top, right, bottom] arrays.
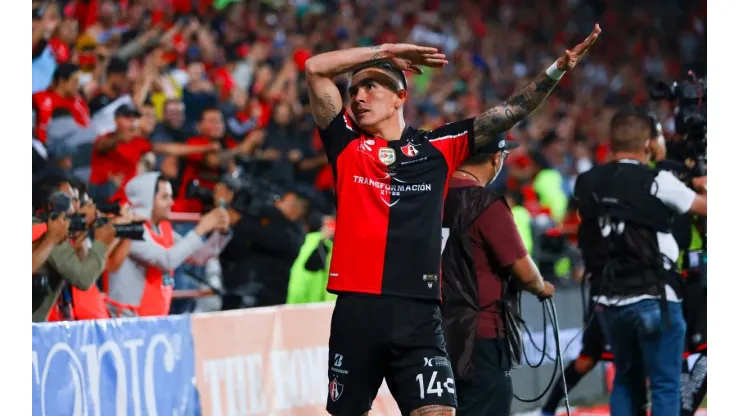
[[32, 316, 197, 416], [191, 303, 401, 416]]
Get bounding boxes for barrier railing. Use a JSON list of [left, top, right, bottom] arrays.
[[32, 288, 607, 416]]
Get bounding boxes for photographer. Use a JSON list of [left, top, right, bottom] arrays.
[[219, 184, 310, 309], [574, 110, 707, 416], [108, 172, 231, 318], [32, 215, 69, 274], [32, 171, 117, 322], [647, 116, 708, 416]]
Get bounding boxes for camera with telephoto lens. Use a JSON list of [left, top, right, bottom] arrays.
[[649, 71, 707, 177], [93, 217, 146, 240], [45, 191, 146, 240]]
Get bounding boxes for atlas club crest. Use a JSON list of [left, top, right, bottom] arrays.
[[401, 142, 419, 157], [329, 378, 344, 401]]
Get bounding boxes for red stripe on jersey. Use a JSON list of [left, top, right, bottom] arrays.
[[327, 138, 392, 295]]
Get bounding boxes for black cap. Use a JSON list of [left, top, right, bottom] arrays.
[[47, 140, 78, 160], [114, 105, 141, 118], [477, 137, 520, 154]]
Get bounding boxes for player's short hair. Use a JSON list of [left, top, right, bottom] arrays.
[[351, 61, 408, 91], [610, 109, 652, 152]]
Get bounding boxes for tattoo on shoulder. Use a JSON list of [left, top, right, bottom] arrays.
[[474, 71, 559, 150]]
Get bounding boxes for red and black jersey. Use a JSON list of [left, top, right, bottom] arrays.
[[320, 109, 475, 301]]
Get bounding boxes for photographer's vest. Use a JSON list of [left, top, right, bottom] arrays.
[[575, 162, 681, 302], [441, 185, 524, 381], [286, 232, 336, 305], [137, 221, 175, 317]]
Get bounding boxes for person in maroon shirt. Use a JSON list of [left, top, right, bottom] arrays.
[[441, 139, 555, 416]]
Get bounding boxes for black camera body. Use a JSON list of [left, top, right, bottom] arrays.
[[44, 191, 145, 240], [650, 72, 707, 177], [186, 173, 283, 216]]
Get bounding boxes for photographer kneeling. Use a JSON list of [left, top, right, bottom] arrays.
[[108, 172, 231, 317], [218, 181, 310, 309]]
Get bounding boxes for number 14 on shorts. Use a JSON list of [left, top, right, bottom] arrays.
[[416, 371, 455, 399]]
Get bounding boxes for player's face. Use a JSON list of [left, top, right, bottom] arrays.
[[349, 69, 406, 131]]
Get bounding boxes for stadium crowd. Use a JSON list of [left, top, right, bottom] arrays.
[[31, 0, 706, 321]]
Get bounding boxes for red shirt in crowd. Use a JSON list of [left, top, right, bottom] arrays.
[[89, 134, 153, 186], [450, 177, 528, 339], [174, 136, 238, 213], [32, 91, 90, 143]]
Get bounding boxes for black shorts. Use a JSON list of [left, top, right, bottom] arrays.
[[327, 294, 457, 415], [682, 279, 707, 354], [456, 338, 512, 416], [579, 310, 613, 362]]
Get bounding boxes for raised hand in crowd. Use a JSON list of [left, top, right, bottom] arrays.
[[239, 129, 265, 155], [195, 207, 231, 236]]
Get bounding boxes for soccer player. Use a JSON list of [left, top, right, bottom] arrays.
[[305, 25, 601, 416]]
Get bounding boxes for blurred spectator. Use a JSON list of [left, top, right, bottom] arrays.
[[107, 172, 231, 318], [152, 99, 190, 144], [32, 3, 61, 93], [220, 190, 310, 309], [88, 57, 130, 115], [530, 150, 569, 224], [286, 216, 336, 305], [88, 104, 216, 203], [32, 63, 91, 144]]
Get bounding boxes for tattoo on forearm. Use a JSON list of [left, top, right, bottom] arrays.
[[474, 72, 559, 149], [411, 405, 454, 416], [369, 45, 383, 61], [317, 91, 338, 125]]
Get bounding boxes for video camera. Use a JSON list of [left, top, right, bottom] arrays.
[[185, 172, 283, 216], [46, 192, 146, 240], [649, 71, 707, 177]]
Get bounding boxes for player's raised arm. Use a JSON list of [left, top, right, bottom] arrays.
[[473, 24, 602, 151], [304, 44, 446, 129]]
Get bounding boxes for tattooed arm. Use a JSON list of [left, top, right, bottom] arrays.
[[304, 46, 387, 129], [473, 72, 559, 150], [305, 44, 446, 129], [473, 24, 602, 151]]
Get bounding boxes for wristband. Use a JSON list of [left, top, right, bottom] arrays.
[[546, 62, 565, 80]]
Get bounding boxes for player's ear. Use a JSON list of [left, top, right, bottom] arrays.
[[394, 89, 408, 109]]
